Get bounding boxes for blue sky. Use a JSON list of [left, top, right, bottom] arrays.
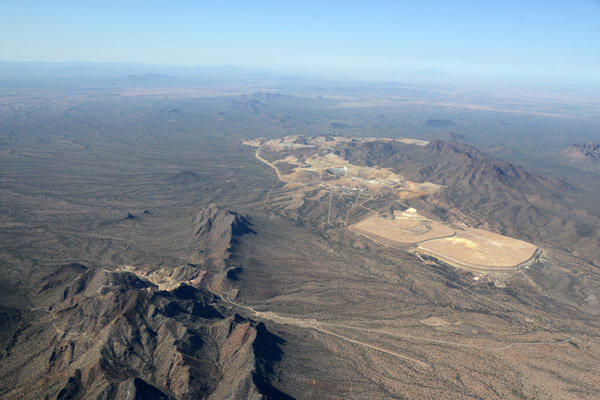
[[1, 0, 599, 84]]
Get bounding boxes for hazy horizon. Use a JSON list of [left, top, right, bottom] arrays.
[[1, 1, 599, 87], [1, 60, 598, 95]]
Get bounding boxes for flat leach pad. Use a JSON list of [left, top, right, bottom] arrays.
[[418, 228, 538, 270], [350, 209, 455, 245]]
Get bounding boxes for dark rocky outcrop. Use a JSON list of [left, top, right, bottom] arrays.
[[192, 204, 255, 265], [167, 171, 206, 184]]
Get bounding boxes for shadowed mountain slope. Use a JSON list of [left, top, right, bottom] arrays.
[[192, 203, 256, 265]]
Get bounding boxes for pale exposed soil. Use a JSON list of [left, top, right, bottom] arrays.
[[350, 208, 455, 245], [419, 228, 538, 270], [244, 136, 443, 196]]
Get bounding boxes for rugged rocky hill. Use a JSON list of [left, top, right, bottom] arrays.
[[0, 203, 286, 400], [192, 203, 255, 266], [560, 142, 600, 171]]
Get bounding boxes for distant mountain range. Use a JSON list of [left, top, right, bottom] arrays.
[[0, 61, 274, 83]]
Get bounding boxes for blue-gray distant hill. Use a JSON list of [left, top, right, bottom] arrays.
[[425, 119, 456, 128], [120, 73, 176, 84]]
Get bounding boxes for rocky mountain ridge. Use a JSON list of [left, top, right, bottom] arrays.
[[0, 203, 288, 400], [1, 262, 288, 400], [560, 142, 600, 171]]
